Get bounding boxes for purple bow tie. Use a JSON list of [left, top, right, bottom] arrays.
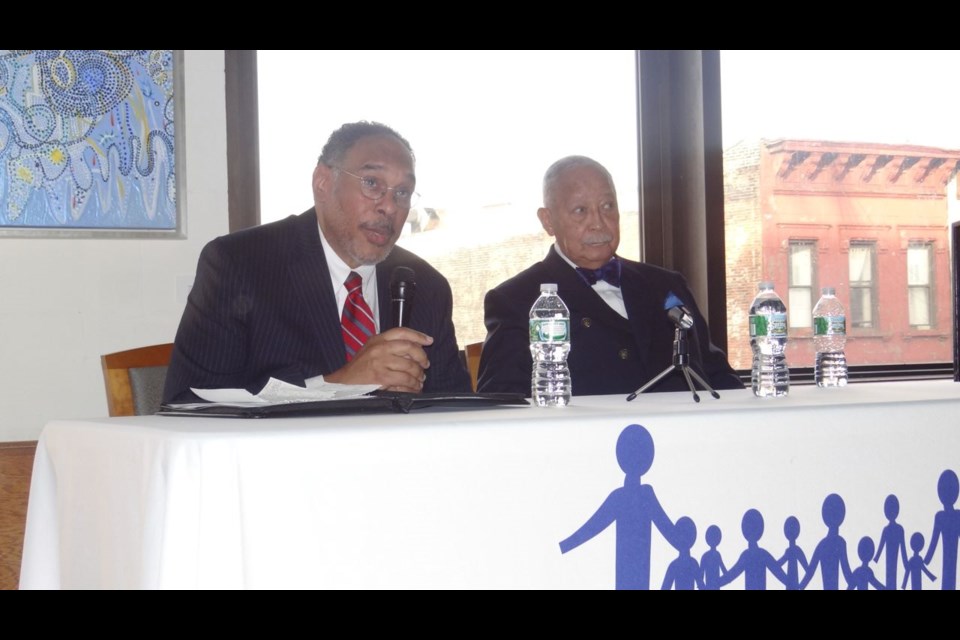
[[575, 259, 622, 288]]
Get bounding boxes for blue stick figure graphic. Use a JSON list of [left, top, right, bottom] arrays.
[[902, 532, 937, 590], [873, 494, 907, 590], [717, 509, 789, 590], [777, 515, 808, 591], [559, 424, 677, 590], [848, 536, 885, 590], [800, 493, 854, 590], [661, 516, 705, 590], [923, 469, 960, 590], [700, 524, 728, 590]]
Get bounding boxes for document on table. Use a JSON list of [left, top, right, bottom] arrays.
[[169, 376, 381, 409]]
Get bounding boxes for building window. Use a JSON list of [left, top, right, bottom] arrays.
[[849, 241, 877, 329], [907, 241, 935, 329], [788, 240, 816, 328]]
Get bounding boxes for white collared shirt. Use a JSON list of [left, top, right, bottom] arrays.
[[554, 243, 628, 319], [318, 223, 380, 332]]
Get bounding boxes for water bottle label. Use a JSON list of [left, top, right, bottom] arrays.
[[750, 312, 787, 338], [814, 315, 846, 336], [530, 318, 569, 342]]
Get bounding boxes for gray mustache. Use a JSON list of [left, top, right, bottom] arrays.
[[583, 234, 613, 244]]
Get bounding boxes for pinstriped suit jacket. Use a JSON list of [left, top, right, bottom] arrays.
[[162, 209, 471, 404], [477, 246, 742, 396]]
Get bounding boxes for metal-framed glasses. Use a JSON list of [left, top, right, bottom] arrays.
[[337, 168, 420, 208]]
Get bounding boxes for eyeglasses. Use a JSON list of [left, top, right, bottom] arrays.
[[336, 168, 420, 208]]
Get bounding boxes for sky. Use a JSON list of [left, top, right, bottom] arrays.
[[257, 50, 639, 227], [720, 49, 960, 150]]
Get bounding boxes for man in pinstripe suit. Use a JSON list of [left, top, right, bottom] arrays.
[[163, 122, 471, 404]]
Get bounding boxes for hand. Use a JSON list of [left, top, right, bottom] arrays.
[[326, 328, 433, 393]]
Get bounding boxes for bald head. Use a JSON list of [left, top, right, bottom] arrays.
[[537, 155, 620, 270]]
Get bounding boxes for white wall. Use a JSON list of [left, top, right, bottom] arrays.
[[0, 50, 230, 441]]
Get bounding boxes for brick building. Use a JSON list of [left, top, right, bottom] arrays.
[[724, 139, 960, 371]]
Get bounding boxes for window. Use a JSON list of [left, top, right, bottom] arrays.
[[720, 50, 959, 371], [235, 50, 959, 378], [907, 241, 935, 329], [256, 51, 639, 348], [788, 240, 816, 329], [849, 242, 877, 329]]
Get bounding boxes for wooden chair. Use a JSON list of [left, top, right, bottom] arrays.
[[101, 343, 174, 417], [465, 342, 483, 392]]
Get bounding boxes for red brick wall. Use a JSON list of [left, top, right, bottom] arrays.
[[728, 140, 957, 371]]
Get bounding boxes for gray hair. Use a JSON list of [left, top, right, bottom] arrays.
[[542, 155, 615, 208], [318, 121, 414, 166]]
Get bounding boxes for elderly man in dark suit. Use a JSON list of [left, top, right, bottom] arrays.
[[477, 155, 741, 397], [163, 121, 471, 404]]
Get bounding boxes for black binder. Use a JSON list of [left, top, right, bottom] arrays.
[[157, 391, 528, 419]]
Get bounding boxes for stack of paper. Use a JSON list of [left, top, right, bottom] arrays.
[[179, 376, 381, 408]]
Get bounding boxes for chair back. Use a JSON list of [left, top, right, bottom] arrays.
[[465, 341, 483, 392], [101, 343, 174, 416]]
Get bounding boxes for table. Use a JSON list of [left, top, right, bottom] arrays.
[[20, 381, 960, 589]]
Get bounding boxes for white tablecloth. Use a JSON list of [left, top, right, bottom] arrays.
[[19, 381, 960, 589]]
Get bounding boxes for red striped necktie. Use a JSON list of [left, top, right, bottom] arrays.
[[341, 271, 376, 361]]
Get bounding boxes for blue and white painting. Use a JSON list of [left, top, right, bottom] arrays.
[[0, 50, 177, 231]]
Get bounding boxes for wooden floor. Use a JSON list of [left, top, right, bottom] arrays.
[[0, 442, 36, 590]]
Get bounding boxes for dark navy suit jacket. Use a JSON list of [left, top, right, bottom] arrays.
[[163, 209, 471, 403], [477, 247, 743, 396]]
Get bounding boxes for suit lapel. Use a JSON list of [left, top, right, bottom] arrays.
[[376, 256, 392, 331], [286, 209, 347, 371], [620, 260, 661, 358]]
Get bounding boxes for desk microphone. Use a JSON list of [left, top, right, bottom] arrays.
[[390, 266, 416, 328], [626, 291, 718, 402], [664, 292, 695, 330]]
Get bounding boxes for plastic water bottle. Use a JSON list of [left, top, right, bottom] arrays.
[[749, 281, 789, 397], [529, 283, 571, 407], [813, 287, 848, 387]]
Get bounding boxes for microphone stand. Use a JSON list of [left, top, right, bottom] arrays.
[[626, 325, 720, 403]]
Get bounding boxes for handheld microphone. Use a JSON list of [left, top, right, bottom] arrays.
[[390, 266, 416, 328], [664, 292, 694, 330]]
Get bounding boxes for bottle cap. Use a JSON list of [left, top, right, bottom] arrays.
[[821, 287, 836, 296], [758, 280, 774, 290], [540, 283, 558, 293]]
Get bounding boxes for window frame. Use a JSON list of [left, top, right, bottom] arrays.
[[227, 49, 955, 383], [787, 239, 818, 330], [848, 240, 879, 331], [907, 240, 936, 330]]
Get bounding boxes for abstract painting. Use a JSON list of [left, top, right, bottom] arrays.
[[0, 50, 182, 236]]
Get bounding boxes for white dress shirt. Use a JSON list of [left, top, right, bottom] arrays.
[[318, 223, 380, 332], [553, 243, 628, 319]]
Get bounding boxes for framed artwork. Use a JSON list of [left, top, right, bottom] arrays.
[[0, 50, 184, 238]]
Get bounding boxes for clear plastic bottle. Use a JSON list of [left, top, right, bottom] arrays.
[[749, 281, 790, 397], [813, 287, 848, 387], [529, 283, 571, 407]]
